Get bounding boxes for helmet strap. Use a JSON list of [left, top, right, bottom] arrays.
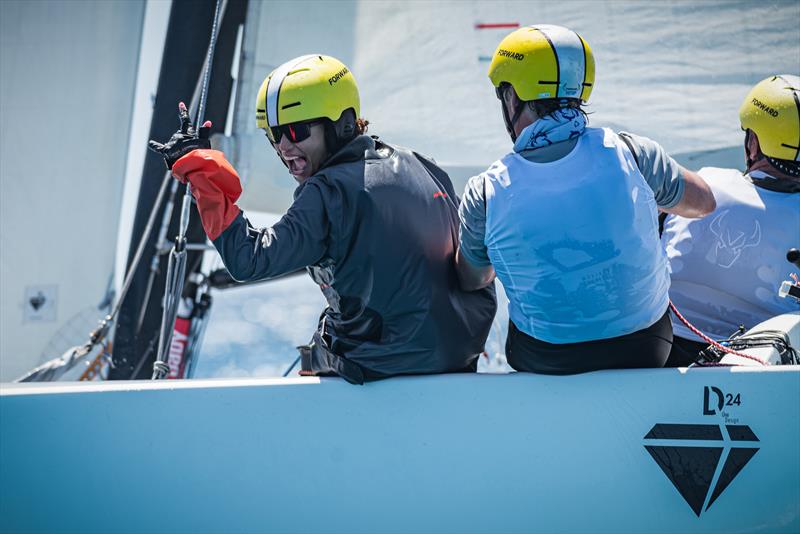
[[743, 129, 763, 170], [501, 97, 525, 142]]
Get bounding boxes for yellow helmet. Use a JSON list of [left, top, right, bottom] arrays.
[[255, 55, 360, 143], [488, 25, 595, 103], [739, 75, 800, 161]]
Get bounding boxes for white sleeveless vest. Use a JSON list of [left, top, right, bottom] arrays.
[[484, 127, 670, 344], [662, 167, 800, 341]]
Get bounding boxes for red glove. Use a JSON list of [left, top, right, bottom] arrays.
[[172, 149, 242, 240]]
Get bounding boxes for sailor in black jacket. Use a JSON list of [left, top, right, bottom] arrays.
[[152, 54, 496, 384]]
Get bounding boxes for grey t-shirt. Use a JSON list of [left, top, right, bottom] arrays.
[[459, 131, 686, 267]]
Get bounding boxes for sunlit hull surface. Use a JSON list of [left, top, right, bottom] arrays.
[[2, 364, 798, 533]]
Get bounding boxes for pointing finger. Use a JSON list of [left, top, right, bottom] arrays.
[[178, 101, 191, 134], [199, 120, 213, 140]]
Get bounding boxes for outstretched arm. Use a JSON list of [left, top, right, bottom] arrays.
[[149, 102, 329, 281], [660, 167, 716, 218], [171, 149, 328, 282], [211, 183, 329, 282], [619, 131, 716, 219]]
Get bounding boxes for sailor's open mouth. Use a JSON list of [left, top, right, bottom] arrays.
[[285, 155, 308, 176]]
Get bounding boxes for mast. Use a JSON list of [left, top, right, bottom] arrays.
[[111, 0, 249, 380]]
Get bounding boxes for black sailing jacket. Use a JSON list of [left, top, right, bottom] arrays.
[[213, 135, 496, 383]]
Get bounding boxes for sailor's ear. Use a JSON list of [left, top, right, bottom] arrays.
[[745, 129, 761, 160], [500, 85, 519, 108]]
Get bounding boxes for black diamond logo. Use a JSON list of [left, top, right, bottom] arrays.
[[643, 423, 759, 516], [29, 291, 46, 311]]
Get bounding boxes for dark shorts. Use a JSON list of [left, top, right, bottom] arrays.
[[665, 336, 708, 367], [505, 309, 673, 375]]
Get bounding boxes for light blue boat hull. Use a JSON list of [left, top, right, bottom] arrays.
[[2, 366, 798, 533]]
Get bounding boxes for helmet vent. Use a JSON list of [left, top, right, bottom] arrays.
[[281, 102, 301, 110]]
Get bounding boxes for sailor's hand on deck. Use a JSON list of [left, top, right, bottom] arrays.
[[148, 102, 213, 171]]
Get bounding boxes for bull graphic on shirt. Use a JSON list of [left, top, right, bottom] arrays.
[[706, 210, 761, 269]]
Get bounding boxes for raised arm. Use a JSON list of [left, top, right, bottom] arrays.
[[172, 149, 329, 282]]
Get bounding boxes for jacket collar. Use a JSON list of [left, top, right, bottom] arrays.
[[321, 134, 377, 168]]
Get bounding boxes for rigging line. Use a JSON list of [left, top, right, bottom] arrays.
[[197, 0, 224, 128], [669, 301, 768, 365], [283, 355, 302, 377], [100, 170, 173, 333], [136, 179, 180, 335], [18, 168, 173, 383], [178, 0, 227, 243], [183, 279, 213, 379], [135, 12, 225, 336], [154, 0, 226, 380], [52, 2, 230, 372]]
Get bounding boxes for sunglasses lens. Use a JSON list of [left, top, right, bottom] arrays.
[[268, 127, 280, 143], [271, 122, 313, 144]]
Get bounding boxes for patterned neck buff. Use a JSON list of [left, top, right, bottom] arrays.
[[513, 107, 587, 153]]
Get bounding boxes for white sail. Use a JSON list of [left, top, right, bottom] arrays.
[[231, 0, 800, 213], [0, 0, 151, 381]]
